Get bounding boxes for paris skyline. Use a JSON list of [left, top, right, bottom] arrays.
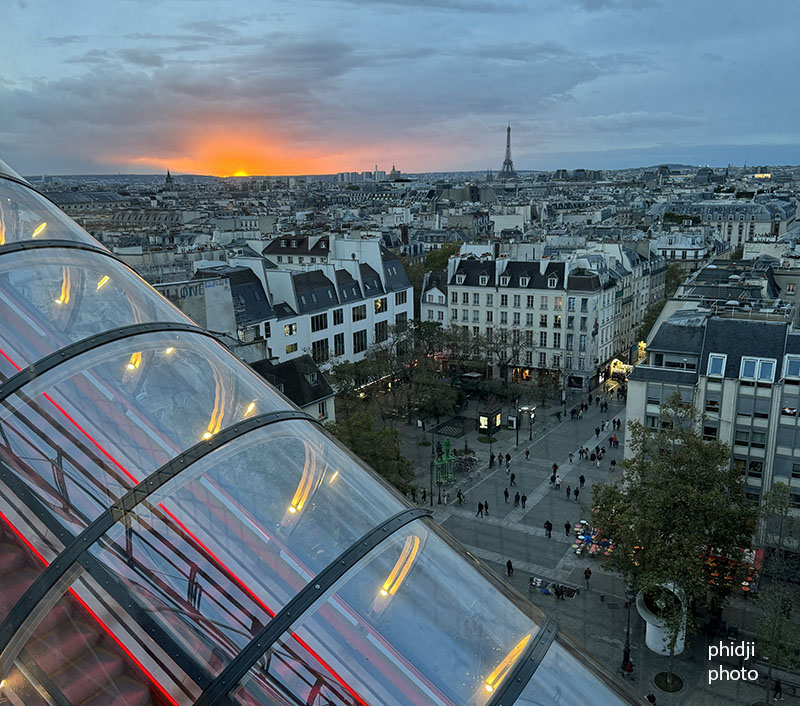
[[3, 0, 800, 176]]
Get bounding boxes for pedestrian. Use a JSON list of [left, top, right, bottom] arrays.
[[489, 452, 495, 468], [504, 487, 510, 503], [514, 491, 520, 507], [510, 473, 517, 486], [552, 462, 558, 474], [457, 489, 464, 505], [569, 452, 574, 464], [590, 451, 596, 463], [774, 679, 784, 701], [596, 454, 601, 468], [544, 520, 553, 538], [579, 474, 585, 488], [550, 473, 556, 486], [505, 452, 511, 466], [621, 660, 634, 679], [584, 567, 592, 588], [574, 487, 579, 503], [525, 447, 530, 461], [422, 488, 427, 503], [506, 559, 514, 576], [411, 487, 417, 503], [555, 475, 562, 490], [505, 457, 510, 470], [521, 494, 527, 509], [595, 426, 600, 438], [476, 501, 484, 517], [610, 459, 617, 472], [564, 520, 571, 536], [484, 500, 489, 516], [566, 485, 571, 501]]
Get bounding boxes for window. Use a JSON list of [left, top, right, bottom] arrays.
[[581, 298, 588, 312], [580, 317, 587, 331], [553, 354, 561, 367], [740, 356, 776, 382], [284, 323, 297, 336], [451, 291, 458, 304], [567, 316, 574, 329], [750, 432, 767, 449], [437, 311, 444, 321], [312, 338, 329, 363], [353, 329, 367, 353], [540, 331, 547, 347], [702, 426, 718, 441], [375, 297, 388, 314], [567, 334, 574, 349], [352, 304, 367, 322], [646, 415, 658, 428], [784, 355, 800, 379], [540, 314, 548, 327], [462, 310, 469, 321], [539, 352, 547, 367], [525, 330, 533, 345], [547, 276, 557, 288], [791, 463, 800, 480], [500, 294, 508, 307], [513, 295, 521, 308], [526, 295, 534, 308], [311, 313, 328, 332], [486, 311, 493, 323], [553, 315, 562, 329], [554, 296, 562, 309], [705, 397, 720, 413], [566, 355, 572, 368], [452, 308, 458, 321], [334, 332, 345, 357], [479, 275, 489, 285], [473, 293, 480, 305], [526, 313, 534, 326], [520, 277, 530, 287], [525, 351, 533, 365], [579, 357, 585, 370], [553, 332, 561, 347], [285, 343, 298, 354], [333, 308, 344, 326], [500, 312, 508, 324], [375, 320, 388, 343], [456, 274, 465, 284], [486, 293, 493, 307], [513, 312, 520, 325], [579, 334, 586, 351], [734, 430, 750, 445], [473, 310, 480, 322], [540, 296, 548, 309], [568, 297, 575, 311], [395, 291, 407, 306], [462, 292, 469, 304], [317, 400, 328, 420], [707, 353, 726, 378], [500, 275, 510, 286]]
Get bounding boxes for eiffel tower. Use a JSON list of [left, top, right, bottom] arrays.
[[498, 124, 517, 180]]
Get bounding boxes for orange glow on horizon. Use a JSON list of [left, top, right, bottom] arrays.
[[108, 125, 445, 176]]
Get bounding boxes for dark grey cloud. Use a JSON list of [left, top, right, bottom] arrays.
[[333, 0, 523, 13]]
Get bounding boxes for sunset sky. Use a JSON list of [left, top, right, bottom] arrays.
[[2, 0, 800, 175]]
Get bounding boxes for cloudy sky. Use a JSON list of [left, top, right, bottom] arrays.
[[2, 0, 799, 175]]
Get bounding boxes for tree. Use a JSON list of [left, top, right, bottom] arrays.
[[756, 483, 800, 704], [592, 394, 757, 681], [484, 329, 535, 386], [425, 241, 462, 272], [665, 263, 683, 296], [637, 300, 666, 344], [325, 411, 414, 492], [408, 357, 458, 420]]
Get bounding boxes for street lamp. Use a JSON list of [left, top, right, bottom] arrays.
[[622, 583, 636, 670]]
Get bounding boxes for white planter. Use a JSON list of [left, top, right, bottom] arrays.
[[636, 583, 687, 656]]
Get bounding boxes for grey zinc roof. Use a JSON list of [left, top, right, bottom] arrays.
[[699, 318, 788, 378], [193, 265, 274, 325], [335, 269, 363, 302], [293, 271, 339, 314], [628, 366, 698, 385], [359, 264, 384, 296], [648, 316, 706, 355], [381, 247, 411, 292]]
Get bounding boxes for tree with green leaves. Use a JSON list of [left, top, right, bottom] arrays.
[[637, 300, 666, 344], [325, 410, 414, 492], [592, 394, 757, 683], [665, 263, 684, 296], [755, 482, 800, 704]]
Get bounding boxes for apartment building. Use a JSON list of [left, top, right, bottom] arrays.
[[627, 309, 800, 512]]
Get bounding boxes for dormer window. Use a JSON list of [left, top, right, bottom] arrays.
[[280, 240, 287, 247], [520, 277, 530, 287], [547, 276, 558, 289], [707, 353, 726, 378], [305, 372, 318, 385], [456, 274, 466, 285], [500, 275, 510, 287], [290, 240, 298, 248], [479, 275, 489, 286]]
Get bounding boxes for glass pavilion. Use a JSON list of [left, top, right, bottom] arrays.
[[0, 160, 646, 705]]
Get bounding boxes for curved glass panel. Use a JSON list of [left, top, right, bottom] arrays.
[[233, 520, 542, 706], [0, 178, 97, 247], [0, 331, 291, 536], [0, 247, 193, 381], [515, 635, 636, 705], [57, 420, 406, 678], [5, 571, 197, 706]]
